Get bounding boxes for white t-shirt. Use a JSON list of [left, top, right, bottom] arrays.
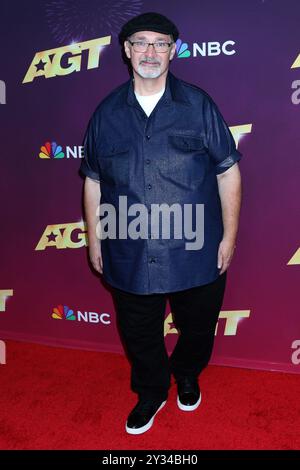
[[135, 88, 165, 117]]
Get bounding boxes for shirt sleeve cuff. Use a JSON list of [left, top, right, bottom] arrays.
[[215, 150, 242, 175], [79, 161, 100, 181]]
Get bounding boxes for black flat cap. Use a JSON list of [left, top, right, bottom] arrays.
[[119, 12, 179, 44]]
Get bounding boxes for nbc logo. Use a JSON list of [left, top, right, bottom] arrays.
[[52, 305, 76, 320], [39, 142, 64, 159], [39, 141, 84, 159], [176, 40, 191, 58], [176, 38, 236, 59], [52, 304, 111, 325]]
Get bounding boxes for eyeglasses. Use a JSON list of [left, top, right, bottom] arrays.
[[128, 40, 173, 53]]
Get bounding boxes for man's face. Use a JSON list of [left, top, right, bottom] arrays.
[[124, 31, 176, 79]]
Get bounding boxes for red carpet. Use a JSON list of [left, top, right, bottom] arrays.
[[0, 340, 299, 450]]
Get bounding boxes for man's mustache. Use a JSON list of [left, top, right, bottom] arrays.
[[139, 57, 161, 65]]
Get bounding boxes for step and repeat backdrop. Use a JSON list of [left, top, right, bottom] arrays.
[[1, 0, 299, 372]]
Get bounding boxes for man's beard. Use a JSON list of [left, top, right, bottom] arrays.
[[137, 57, 162, 79]]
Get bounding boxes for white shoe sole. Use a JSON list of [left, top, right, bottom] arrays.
[[177, 392, 202, 411], [125, 401, 166, 435]]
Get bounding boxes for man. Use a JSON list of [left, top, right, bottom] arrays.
[[80, 12, 242, 435]]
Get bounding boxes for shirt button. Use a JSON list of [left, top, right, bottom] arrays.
[[149, 257, 156, 263], [148, 184, 152, 190], [146, 159, 151, 165], [146, 135, 151, 140]]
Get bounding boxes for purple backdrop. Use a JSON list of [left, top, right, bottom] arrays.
[[1, 0, 300, 373]]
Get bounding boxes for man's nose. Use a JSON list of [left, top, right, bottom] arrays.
[[145, 44, 156, 56]]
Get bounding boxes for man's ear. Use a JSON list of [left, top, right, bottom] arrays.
[[169, 42, 177, 61], [124, 40, 131, 59]]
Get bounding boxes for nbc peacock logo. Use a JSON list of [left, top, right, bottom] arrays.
[[52, 304, 76, 320], [51, 304, 111, 325], [39, 141, 65, 159], [176, 39, 191, 58]]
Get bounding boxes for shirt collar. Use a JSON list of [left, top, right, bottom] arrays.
[[113, 71, 191, 110]]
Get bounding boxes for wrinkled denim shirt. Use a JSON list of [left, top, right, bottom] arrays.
[[80, 72, 242, 294]]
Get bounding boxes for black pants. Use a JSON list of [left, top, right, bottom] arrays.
[[112, 272, 227, 402]]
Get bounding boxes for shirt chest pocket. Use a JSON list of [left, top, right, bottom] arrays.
[[168, 135, 208, 186], [100, 142, 130, 187]]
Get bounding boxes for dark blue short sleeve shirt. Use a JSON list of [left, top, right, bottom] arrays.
[[80, 72, 242, 294]]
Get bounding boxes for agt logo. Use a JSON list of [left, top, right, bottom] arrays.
[[287, 247, 300, 265], [291, 340, 300, 365], [35, 221, 87, 251], [0, 290, 14, 312], [0, 80, 6, 104], [39, 141, 84, 159], [52, 304, 111, 325], [291, 52, 300, 105], [176, 38, 236, 59], [230, 124, 252, 148], [23, 36, 111, 83], [164, 310, 251, 337]]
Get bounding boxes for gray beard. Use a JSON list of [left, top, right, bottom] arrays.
[[138, 61, 162, 79]]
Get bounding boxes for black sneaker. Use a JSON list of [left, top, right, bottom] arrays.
[[125, 399, 166, 435], [177, 377, 201, 411]]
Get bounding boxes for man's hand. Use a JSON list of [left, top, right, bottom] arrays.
[[217, 238, 236, 275], [89, 241, 103, 274]]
